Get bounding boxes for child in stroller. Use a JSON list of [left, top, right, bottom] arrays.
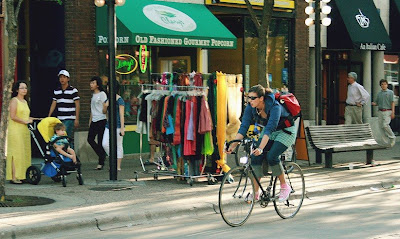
[[51, 123, 79, 165], [25, 117, 83, 186]]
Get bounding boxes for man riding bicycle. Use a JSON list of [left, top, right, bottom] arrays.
[[226, 84, 297, 202]]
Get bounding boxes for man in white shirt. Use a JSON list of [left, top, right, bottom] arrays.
[[345, 72, 370, 124]]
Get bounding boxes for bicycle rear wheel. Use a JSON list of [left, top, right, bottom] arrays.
[[219, 166, 255, 227], [273, 162, 305, 219]]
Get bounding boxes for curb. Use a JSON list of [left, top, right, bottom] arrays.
[[2, 179, 399, 239]]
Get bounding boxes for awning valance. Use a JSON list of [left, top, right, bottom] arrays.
[[95, 0, 237, 49], [328, 0, 391, 51]]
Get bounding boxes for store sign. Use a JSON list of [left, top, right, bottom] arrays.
[[355, 9, 370, 28], [359, 43, 387, 51], [139, 45, 148, 73], [205, 0, 295, 9], [116, 54, 138, 75], [143, 4, 197, 32], [134, 34, 234, 48]]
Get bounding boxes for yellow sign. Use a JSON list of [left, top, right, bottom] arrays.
[[205, 0, 295, 9], [115, 54, 138, 75]]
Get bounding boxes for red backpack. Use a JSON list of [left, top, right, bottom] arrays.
[[275, 92, 301, 128]]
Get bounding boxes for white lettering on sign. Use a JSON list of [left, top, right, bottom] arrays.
[[135, 35, 149, 44], [149, 36, 183, 45], [98, 36, 130, 44], [183, 38, 210, 47], [211, 39, 234, 47], [360, 43, 386, 51]]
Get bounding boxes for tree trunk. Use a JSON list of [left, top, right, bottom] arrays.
[[257, 31, 268, 88], [0, 0, 23, 201], [244, 0, 274, 88]]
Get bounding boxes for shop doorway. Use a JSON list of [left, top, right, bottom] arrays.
[[322, 51, 362, 124]]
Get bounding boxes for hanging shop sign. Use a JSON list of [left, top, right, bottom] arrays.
[[205, 0, 295, 9], [139, 45, 148, 73], [116, 54, 138, 75]]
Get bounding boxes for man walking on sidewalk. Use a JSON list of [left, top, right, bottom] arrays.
[[345, 72, 370, 124], [48, 70, 80, 149], [372, 79, 396, 147]]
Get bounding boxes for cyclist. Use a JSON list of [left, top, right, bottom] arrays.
[[226, 84, 297, 202]]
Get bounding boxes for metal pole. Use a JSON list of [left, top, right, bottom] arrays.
[[315, 0, 323, 163], [108, 0, 118, 180], [315, 0, 322, 126]]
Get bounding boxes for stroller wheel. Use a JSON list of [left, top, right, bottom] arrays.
[[61, 167, 67, 187], [77, 174, 84, 185], [26, 166, 41, 185]]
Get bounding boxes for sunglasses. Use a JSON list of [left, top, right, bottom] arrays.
[[248, 96, 259, 100]]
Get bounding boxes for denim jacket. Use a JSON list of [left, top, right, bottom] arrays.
[[238, 93, 290, 137]]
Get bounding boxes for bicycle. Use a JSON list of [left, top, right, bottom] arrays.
[[219, 135, 305, 227]]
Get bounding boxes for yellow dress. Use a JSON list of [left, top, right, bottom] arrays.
[[6, 98, 31, 180]]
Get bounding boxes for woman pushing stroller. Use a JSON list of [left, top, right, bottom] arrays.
[[51, 123, 79, 165]]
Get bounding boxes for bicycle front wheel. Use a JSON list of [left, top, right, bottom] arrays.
[[219, 166, 255, 227], [273, 162, 305, 219]]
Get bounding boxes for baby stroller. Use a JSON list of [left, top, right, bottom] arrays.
[[26, 117, 83, 187]]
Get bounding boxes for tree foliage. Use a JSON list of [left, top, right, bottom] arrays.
[[243, 0, 274, 88], [0, 0, 24, 201]]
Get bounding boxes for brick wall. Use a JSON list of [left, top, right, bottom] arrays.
[[294, 0, 310, 119], [65, 0, 98, 130]]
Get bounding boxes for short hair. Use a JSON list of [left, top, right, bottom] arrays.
[[348, 72, 357, 80], [54, 123, 66, 133], [379, 79, 388, 85], [11, 81, 28, 98], [249, 84, 266, 98], [90, 76, 104, 92]]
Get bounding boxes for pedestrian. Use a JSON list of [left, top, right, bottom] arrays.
[[102, 81, 125, 171], [345, 72, 370, 124], [372, 79, 396, 147], [48, 70, 80, 148], [88, 76, 108, 170], [6, 81, 34, 184]]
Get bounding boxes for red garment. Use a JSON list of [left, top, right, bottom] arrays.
[[198, 96, 213, 134], [194, 73, 203, 86], [173, 97, 182, 145]]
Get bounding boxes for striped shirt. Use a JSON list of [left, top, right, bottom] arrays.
[[52, 85, 80, 120]]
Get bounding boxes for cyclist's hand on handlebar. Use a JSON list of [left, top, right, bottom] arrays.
[[251, 147, 263, 156], [226, 142, 239, 154]]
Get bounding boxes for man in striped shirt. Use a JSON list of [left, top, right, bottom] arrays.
[[48, 70, 80, 148]]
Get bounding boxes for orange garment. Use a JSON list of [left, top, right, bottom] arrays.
[[216, 72, 230, 173]]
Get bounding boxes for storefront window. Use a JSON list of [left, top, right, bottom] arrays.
[[384, 54, 399, 106], [244, 17, 290, 92], [98, 46, 150, 124]]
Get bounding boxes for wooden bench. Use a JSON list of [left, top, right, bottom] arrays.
[[306, 124, 388, 168]]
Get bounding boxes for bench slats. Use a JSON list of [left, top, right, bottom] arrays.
[[305, 123, 387, 168]]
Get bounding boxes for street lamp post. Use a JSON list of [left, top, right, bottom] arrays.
[[305, 0, 331, 163], [95, 0, 125, 180]]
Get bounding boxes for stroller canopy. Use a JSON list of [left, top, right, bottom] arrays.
[[37, 117, 63, 143]]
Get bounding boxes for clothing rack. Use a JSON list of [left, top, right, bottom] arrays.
[[136, 83, 220, 185]]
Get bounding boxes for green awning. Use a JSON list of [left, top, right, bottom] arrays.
[[328, 0, 391, 51], [96, 0, 237, 49]]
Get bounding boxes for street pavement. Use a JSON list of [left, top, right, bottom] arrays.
[[1, 143, 400, 239]]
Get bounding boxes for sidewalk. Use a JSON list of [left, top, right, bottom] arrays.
[[1, 146, 400, 239]]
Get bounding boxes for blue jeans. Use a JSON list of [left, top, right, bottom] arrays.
[[251, 140, 287, 177], [62, 119, 75, 149]]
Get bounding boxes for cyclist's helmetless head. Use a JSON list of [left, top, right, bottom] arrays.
[[248, 84, 265, 108]]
